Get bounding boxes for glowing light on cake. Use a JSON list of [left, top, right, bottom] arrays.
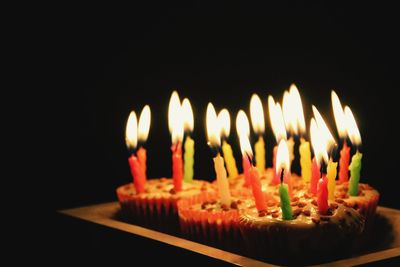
[[332, 90, 351, 184], [268, 96, 287, 143], [206, 102, 231, 206], [126, 111, 138, 151], [312, 106, 336, 152], [218, 109, 238, 178], [345, 106, 363, 196], [182, 98, 195, 183], [276, 139, 293, 220], [236, 110, 252, 187], [168, 91, 184, 191]]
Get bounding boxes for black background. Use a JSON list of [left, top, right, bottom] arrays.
[[52, 3, 399, 210], [41, 2, 400, 265]]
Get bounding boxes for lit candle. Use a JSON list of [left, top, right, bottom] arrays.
[[206, 103, 231, 206], [299, 139, 312, 183], [218, 109, 239, 178], [268, 96, 287, 184], [239, 133, 267, 212], [332, 91, 350, 183], [250, 94, 266, 173], [125, 106, 151, 193], [276, 139, 293, 220], [312, 106, 337, 197], [168, 91, 184, 192], [289, 85, 312, 183], [317, 174, 329, 215], [345, 106, 363, 196], [182, 98, 195, 183], [327, 159, 338, 200], [282, 90, 296, 162], [137, 105, 151, 178], [311, 156, 320, 194], [236, 110, 251, 187], [310, 118, 329, 196]]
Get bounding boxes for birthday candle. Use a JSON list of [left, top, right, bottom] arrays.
[[218, 109, 239, 178], [327, 159, 338, 200], [250, 94, 266, 173], [207, 103, 231, 206], [182, 98, 195, 183]]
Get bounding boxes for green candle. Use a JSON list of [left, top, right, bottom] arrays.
[[279, 182, 293, 220], [349, 151, 362, 196], [184, 136, 194, 183]]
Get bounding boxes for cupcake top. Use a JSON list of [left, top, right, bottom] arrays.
[[117, 178, 213, 200], [238, 182, 376, 230]]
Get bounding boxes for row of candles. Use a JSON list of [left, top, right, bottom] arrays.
[[125, 84, 362, 218]]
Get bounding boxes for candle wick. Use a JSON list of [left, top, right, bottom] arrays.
[[280, 168, 285, 183]]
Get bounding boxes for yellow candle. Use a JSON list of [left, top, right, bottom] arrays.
[[250, 94, 265, 173], [183, 136, 194, 183], [255, 136, 265, 173], [222, 140, 238, 178], [213, 153, 231, 206], [327, 159, 338, 200], [299, 138, 312, 182]]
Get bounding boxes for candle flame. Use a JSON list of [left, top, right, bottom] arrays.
[[126, 111, 138, 150], [268, 95, 287, 143], [206, 102, 220, 147], [236, 110, 250, 139], [310, 118, 329, 165], [138, 105, 151, 143], [312, 106, 336, 151], [282, 90, 298, 135], [344, 106, 362, 146], [331, 90, 347, 139], [168, 91, 183, 144], [218, 109, 230, 138], [250, 94, 265, 135], [276, 139, 290, 175], [181, 98, 194, 132], [290, 84, 306, 135], [239, 135, 253, 158]]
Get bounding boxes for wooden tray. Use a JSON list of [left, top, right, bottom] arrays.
[[59, 202, 400, 266]]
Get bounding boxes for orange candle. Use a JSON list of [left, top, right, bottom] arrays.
[[128, 155, 146, 193], [311, 157, 320, 194], [137, 147, 147, 179], [249, 165, 267, 212], [339, 141, 350, 183], [171, 143, 183, 192]]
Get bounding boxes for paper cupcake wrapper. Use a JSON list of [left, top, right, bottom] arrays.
[[177, 192, 243, 253], [116, 187, 181, 234]]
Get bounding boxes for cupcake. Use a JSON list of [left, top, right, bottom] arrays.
[[238, 189, 366, 263], [116, 178, 212, 234], [177, 191, 245, 253]]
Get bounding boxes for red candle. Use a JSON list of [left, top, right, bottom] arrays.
[[272, 145, 280, 184], [137, 147, 147, 179], [311, 157, 320, 194], [172, 143, 183, 192], [339, 141, 350, 184], [242, 155, 252, 187], [128, 155, 146, 193], [317, 174, 329, 215], [249, 166, 267, 212]]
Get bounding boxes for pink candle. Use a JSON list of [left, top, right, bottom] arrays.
[[128, 155, 146, 193], [137, 147, 147, 180], [317, 174, 329, 215], [249, 166, 267, 212], [242, 155, 252, 187], [339, 141, 350, 184], [272, 146, 280, 184], [171, 143, 183, 192], [311, 157, 320, 194]]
